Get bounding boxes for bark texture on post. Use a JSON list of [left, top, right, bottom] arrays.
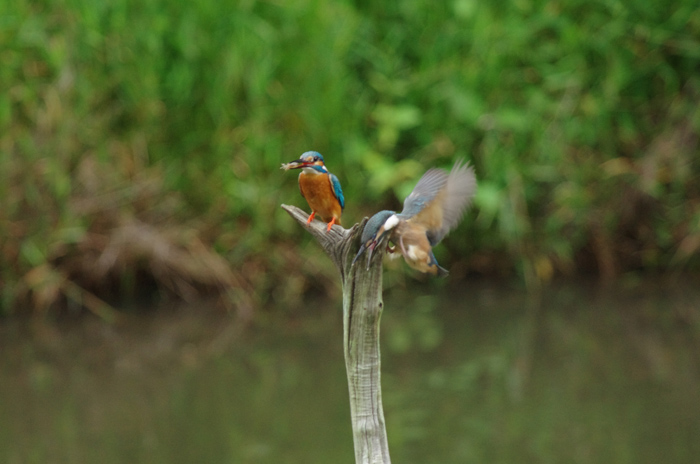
[[281, 204, 391, 464]]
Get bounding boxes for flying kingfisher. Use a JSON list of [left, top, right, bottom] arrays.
[[353, 159, 476, 276], [281, 151, 345, 232]]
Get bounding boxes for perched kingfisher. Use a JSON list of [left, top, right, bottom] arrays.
[[353, 159, 477, 276], [281, 151, 345, 232]]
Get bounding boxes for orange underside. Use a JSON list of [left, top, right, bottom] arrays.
[[299, 173, 342, 227]]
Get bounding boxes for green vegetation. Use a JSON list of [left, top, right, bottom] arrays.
[[2, 0, 699, 315]]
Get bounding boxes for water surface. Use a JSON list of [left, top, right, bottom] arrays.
[[1, 280, 698, 463]]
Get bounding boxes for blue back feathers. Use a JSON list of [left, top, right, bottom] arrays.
[[330, 173, 345, 210]]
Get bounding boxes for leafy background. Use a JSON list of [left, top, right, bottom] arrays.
[[2, 0, 699, 315]]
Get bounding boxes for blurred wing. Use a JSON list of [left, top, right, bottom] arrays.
[[427, 159, 477, 245], [329, 173, 345, 210], [401, 168, 449, 218]]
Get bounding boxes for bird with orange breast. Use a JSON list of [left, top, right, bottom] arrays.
[[281, 151, 345, 232]]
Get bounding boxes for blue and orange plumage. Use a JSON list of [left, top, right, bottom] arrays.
[[281, 151, 345, 232]]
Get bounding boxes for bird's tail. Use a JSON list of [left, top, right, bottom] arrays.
[[428, 250, 450, 277]]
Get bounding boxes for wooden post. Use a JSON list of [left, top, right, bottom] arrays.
[[281, 205, 392, 464]]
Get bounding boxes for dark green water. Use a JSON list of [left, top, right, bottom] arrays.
[[1, 280, 699, 463]]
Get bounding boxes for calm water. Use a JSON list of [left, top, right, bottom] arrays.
[[1, 280, 699, 463]]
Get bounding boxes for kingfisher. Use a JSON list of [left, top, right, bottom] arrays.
[[281, 151, 345, 232], [353, 159, 476, 276]]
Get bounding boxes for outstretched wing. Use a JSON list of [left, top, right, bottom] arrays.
[[329, 173, 345, 210], [427, 159, 477, 245], [401, 168, 449, 218]]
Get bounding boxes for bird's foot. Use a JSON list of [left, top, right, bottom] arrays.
[[325, 217, 338, 232], [305, 211, 316, 225]]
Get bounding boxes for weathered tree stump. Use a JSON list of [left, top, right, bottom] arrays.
[[281, 204, 391, 464]]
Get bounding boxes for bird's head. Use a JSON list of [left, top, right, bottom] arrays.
[[352, 210, 397, 270], [281, 151, 327, 174]]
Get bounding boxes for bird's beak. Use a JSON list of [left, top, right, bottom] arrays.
[[352, 238, 378, 271], [280, 159, 311, 171], [351, 243, 367, 268], [365, 240, 377, 270], [365, 228, 392, 269]]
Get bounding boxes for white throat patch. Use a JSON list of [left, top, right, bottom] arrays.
[[383, 214, 400, 231], [302, 166, 324, 175]]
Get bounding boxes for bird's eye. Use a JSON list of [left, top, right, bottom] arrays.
[[314, 156, 320, 162]]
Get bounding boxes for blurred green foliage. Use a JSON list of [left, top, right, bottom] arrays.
[[2, 0, 699, 314]]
